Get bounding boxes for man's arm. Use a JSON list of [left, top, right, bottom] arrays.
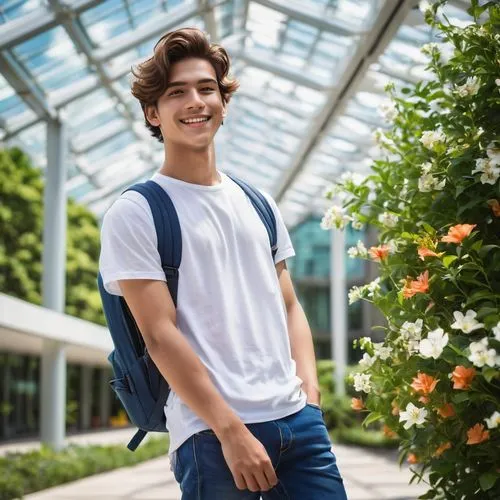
[[119, 279, 278, 492], [276, 260, 321, 405]]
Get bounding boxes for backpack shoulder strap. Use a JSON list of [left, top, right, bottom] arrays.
[[226, 173, 278, 260], [124, 180, 182, 306]]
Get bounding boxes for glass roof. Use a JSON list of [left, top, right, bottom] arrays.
[[0, 0, 475, 227]]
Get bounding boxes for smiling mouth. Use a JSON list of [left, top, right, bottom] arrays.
[[180, 116, 211, 126]]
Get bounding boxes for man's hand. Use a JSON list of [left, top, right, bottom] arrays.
[[219, 425, 278, 492], [304, 384, 322, 407]]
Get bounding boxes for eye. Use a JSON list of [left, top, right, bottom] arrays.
[[201, 87, 216, 92], [168, 89, 183, 96]]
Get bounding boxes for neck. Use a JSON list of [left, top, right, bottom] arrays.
[[159, 141, 219, 186]]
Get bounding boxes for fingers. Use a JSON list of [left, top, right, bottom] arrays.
[[253, 466, 278, 492], [236, 461, 278, 493], [263, 461, 279, 489], [242, 472, 260, 492]]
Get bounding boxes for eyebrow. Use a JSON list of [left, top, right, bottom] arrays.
[[166, 78, 218, 90]]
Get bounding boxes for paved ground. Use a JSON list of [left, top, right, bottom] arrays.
[[7, 428, 429, 500]]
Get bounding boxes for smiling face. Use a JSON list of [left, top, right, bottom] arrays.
[[145, 58, 226, 151]]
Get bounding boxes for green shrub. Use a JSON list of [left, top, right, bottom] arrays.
[[322, 1, 500, 498], [332, 427, 399, 449], [0, 436, 169, 500]]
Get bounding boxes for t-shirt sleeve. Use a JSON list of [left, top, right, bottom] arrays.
[[99, 194, 166, 296], [260, 191, 296, 264]]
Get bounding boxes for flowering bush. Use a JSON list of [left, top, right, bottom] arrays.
[[322, 2, 500, 498]]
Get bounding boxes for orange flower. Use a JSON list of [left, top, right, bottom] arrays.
[[466, 423, 490, 445], [402, 270, 429, 298], [487, 199, 500, 217], [391, 400, 400, 416], [351, 398, 364, 411], [451, 366, 476, 390], [407, 453, 419, 464], [369, 245, 390, 262], [433, 442, 452, 457], [419, 396, 430, 404], [411, 372, 439, 395], [418, 247, 442, 260], [441, 224, 476, 244], [383, 425, 397, 438], [437, 403, 455, 418]]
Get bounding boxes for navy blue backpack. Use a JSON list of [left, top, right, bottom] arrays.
[[97, 174, 277, 451]]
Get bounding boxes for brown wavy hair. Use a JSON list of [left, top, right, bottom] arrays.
[[131, 27, 239, 143]]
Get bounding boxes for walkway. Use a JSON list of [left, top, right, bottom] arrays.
[[2, 428, 429, 499]]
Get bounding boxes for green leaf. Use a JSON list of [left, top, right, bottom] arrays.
[[421, 223, 436, 235], [470, 240, 483, 252], [477, 307, 498, 320], [465, 290, 496, 307], [362, 412, 384, 427], [482, 367, 499, 383], [479, 472, 498, 491], [443, 255, 458, 268], [452, 392, 470, 404], [479, 245, 500, 259]]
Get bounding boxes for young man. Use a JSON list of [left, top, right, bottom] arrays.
[[99, 28, 347, 499]]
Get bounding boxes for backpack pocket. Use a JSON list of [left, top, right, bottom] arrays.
[[110, 356, 151, 427]]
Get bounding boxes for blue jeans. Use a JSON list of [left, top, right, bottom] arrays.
[[172, 403, 347, 499]]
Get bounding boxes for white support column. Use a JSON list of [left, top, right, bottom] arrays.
[[40, 119, 68, 450], [330, 228, 347, 396]]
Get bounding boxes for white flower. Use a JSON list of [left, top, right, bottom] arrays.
[[420, 129, 446, 150], [399, 403, 428, 430], [418, 328, 449, 359], [353, 373, 372, 393], [348, 240, 368, 259], [471, 158, 500, 185], [455, 76, 481, 97], [418, 0, 433, 14], [484, 411, 500, 430], [421, 162, 433, 174], [418, 173, 446, 192], [378, 211, 398, 228], [352, 218, 365, 231], [451, 310, 485, 334], [428, 99, 448, 115], [378, 101, 397, 122], [373, 343, 392, 361], [492, 322, 500, 342], [487, 141, 500, 167], [421, 42, 438, 56], [340, 172, 365, 185], [359, 353, 376, 370], [468, 338, 499, 368], [348, 286, 363, 305], [401, 319, 424, 340], [321, 205, 352, 230], [366, 277, 381, 297], [496, 78, 500, 87], [348, 247, 358, 258]]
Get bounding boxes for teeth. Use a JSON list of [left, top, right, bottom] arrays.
[[182, 117, 209, 124]]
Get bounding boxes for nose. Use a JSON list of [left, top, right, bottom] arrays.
[[186, 88, 205, 110]]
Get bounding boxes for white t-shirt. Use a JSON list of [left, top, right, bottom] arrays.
[[99, 171, 307, 458]]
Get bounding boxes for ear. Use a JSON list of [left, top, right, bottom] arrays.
[[145, 104, 160, 127], [222, 103, 227, 118]]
